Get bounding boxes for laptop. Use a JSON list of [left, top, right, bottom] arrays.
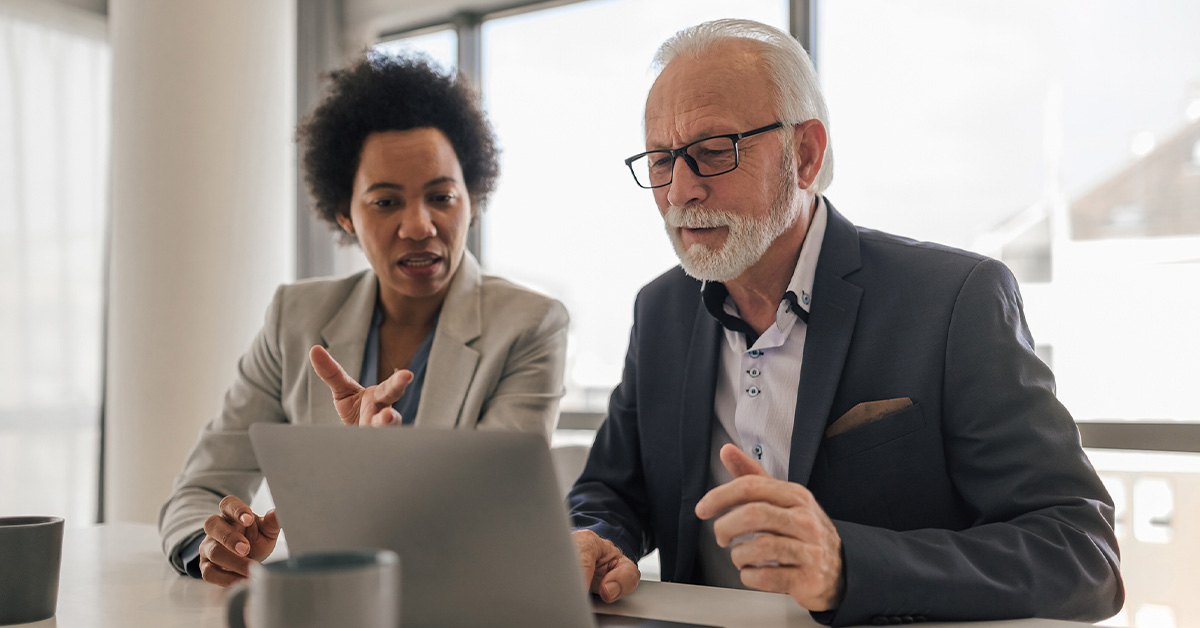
[[249, 424, 718, 628]]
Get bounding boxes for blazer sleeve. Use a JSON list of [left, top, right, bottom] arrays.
[[157, 284, 288, 573], [566, 296, 656, 564], [473, 299, 570, 441], [825, 259, 1123, 626]]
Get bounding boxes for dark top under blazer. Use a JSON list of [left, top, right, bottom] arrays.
[[567, 201, 1122, 626]]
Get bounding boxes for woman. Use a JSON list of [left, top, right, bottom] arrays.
[[158, 53, 569, 585]]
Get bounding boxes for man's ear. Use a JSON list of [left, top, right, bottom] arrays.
[[334, 210, 355, 236], [793, 119, 828, 190]]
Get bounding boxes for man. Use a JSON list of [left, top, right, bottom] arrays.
[[568, 18, 1122, 626]]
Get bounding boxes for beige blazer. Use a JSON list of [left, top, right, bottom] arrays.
[[159, 252, 568, 569]]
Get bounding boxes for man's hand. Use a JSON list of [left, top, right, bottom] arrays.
[[695, 444, 845, 611], [309, 345, 414, 426], [198, 496, 280, 587], [572, 529, 641, 603]]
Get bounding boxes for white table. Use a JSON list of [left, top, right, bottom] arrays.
[[24, 524, 1094, 628]]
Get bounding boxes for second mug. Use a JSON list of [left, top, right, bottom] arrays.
[[226, 548, 400, 628]]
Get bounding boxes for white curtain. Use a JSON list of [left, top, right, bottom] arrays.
[[0, 0, 110, 522]]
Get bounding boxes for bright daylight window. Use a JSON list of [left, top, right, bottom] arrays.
[[374, 26, 458, 71], [819, 1, 1200, 625], [0, 4, 110, 521], [481, 0, 789, 413]]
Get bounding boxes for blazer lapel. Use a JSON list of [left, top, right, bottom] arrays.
[[413, 251, 482, 430], [788, 202, 863, 485], [674, 298, 722, 581], [307, 271, 378, 426]]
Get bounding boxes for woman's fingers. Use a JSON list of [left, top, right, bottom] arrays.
[[200, 536, 253, 578], [358, 370, 413, 426], [376, 369, 414, 406], [312, 346, 413, 426], [218, 495, 256, 529], [309, 345, 363, 401], [198, 554, 246, 587], [367, 406, 402, 427], [205, 513, 249, 557]]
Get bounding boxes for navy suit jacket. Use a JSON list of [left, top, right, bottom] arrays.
[[568, 202, 1122, 626]]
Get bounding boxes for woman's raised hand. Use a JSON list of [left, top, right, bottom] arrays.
[[309, 345, 414, 426]]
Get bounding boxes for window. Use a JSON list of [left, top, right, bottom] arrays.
[[0, 4, 110, 521], [375, 26, 458, 72], [819, 0, 1200, 424], [1132, 477, 1173, 544], [1135, 604, 1177, 628]]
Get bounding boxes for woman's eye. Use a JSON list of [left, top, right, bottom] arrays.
[[372, 198, 398, 208], [431, 193, 456, 205]]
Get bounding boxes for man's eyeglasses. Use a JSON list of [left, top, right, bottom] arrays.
[[623, 122, 786, 189]]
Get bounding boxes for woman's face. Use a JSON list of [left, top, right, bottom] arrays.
[[339, 128, 472, 304]]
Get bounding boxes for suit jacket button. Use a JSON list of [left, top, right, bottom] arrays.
[[870, 617, 888, 626]]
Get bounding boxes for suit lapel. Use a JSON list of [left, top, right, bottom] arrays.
[[413, 251, 482, 430], [788, 203, 863, 485], [307, 271, 378, 426], [674, 298, 722, 581]]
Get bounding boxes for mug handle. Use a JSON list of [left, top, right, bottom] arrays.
[[226, 582, 250, 628]]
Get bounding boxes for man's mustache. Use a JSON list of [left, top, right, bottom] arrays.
[[664, 205, 736, 229]]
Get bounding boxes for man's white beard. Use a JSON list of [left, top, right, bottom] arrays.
[[664, 157, 802, 283]]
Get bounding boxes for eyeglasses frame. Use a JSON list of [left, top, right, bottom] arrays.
[[623, 121, 786, 189]]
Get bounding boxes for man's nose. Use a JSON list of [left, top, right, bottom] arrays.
[[665, 154, 707, 208], [397, 204, 437, 240]]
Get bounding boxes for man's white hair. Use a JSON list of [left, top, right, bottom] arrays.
[[653, 19, 834, 193]]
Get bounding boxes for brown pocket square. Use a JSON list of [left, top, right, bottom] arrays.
[[825, 397, 914, 438]]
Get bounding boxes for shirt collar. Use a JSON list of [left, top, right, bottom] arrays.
[[786, 194, 828, 318], [700, 196, 829, 342]]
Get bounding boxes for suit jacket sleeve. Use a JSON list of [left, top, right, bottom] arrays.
[[825, 259, 1123, 626], [473, 299, 570, 441], [157, 284, 288, 573], [566, 294, 655, 563]]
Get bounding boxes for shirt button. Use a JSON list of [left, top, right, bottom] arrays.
[[747, 367, 761, 378], [752, 444, 763, 459], [748, 349, 763, 358], [747, 386, 760, 397]]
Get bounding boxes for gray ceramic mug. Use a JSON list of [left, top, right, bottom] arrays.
[[226, 548, 400, 628], [0, 516, 65, 625]]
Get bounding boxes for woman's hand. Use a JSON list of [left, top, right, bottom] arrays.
[[309, 345, 414, 426], [199, 496, 280, 586]]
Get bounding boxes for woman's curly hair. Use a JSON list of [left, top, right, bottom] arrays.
[[298, 52, 500, 243]]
